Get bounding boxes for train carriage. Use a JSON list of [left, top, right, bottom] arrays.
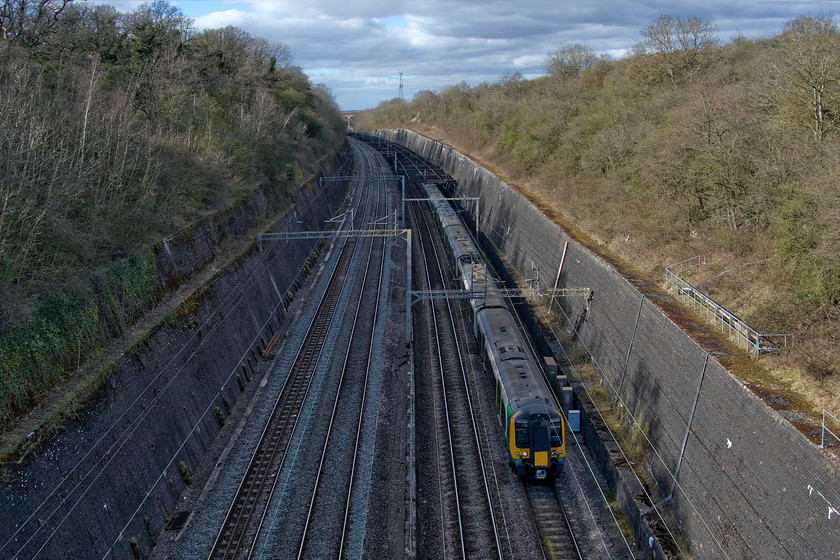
[[475, 307, 565, 478], [421, 181, 566, 479]]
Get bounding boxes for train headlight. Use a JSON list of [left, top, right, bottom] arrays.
[[516, 452, 521, 457], [522, 451, 528, 458], [551, 450, 557, 456]]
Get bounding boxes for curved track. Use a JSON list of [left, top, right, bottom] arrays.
[[209, 238, 356, 560], [397, 136, 583, 560], [295, 141, 390, 559], [354, 131, 633, 560]]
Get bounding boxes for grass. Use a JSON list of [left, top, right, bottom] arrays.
[[0, 186, 303, 463], [606, 491, 636, 546], [178, 461, 192, 486], [358, 31, 840, 438]]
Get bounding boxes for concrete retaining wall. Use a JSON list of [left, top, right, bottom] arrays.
[[384, 128, 840, 559], [0, 154, 352, 559]]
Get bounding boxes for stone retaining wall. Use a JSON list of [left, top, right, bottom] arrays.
[[0, 152, 352, 559]]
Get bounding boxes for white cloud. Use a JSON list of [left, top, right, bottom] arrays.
[[101, 0, 838, 109], [192, 9, 256, 29]]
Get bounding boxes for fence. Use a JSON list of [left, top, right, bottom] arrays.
[[822, 410, 840, 449], [665, 256, 792, 356]]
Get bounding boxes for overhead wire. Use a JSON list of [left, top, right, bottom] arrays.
[[369, 133, 840, 559], [478, 230, 634, 559], [396, 140, 632, 558], [527, 247, 740, 558]]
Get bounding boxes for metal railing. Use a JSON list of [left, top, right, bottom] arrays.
[[665, 257, 792, 356], [822, 410, 840, 449], [667, 255, 706, 278]]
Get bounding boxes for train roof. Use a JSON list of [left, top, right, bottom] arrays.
[[461, 262, 507, 309], [477, 308, 557, 413], [446, 226, 478, 261]]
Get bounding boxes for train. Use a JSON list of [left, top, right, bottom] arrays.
[[421, 182, 565, 479]]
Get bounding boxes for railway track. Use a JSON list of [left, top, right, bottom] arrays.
[[209, 138, 396, 560], [524, 482, 582, 560], [354, 132, 635, 560], [408, 165, 505, 559], [401, 141, 581, 560], [0, 159, 356, 560], [209, 239, 355, 560], [296, 142, 389, 559]]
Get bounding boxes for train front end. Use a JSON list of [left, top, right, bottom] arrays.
[[508, 407, 565, 480]]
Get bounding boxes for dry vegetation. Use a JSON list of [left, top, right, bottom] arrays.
[[0, 0, 345, 427], [356, 15, 840, 426]]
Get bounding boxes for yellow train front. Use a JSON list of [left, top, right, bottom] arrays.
[[507, 400, 565, 479]]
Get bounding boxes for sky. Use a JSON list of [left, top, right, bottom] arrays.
[[99, 1, 838, 110]]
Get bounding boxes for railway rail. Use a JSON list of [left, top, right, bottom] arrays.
[[210, 139, 392, 559], [353, 132, 639, 560], [524, 482, 582, 560], [407, 160, 506, 559], [295, 142, 389, 559], [209, 238, 355, 560], [376, 132, 590, 560]]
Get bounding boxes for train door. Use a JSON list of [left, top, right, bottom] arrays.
[[529, 416, 551, 479]]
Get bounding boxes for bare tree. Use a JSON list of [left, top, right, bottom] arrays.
[[546, 43, 604, 79], [250, 36, 293, 73], [0, 0, 71, 49], [79, 54, 99, 165], [639, 15, 718, 83], [779, 15, 840, 141]]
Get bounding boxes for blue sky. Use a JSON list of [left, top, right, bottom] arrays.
[[99, 1, 838, 110]]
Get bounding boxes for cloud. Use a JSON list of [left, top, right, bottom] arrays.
[[131, 0, 839, 109]]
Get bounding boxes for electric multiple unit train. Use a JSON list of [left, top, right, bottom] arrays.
[[422, 182, 565, 479]]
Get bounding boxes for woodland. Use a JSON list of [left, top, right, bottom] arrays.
[[0, 0, 345, 426], [357, 15, 840, 424]]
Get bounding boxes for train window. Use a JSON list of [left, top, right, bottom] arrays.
[[550, 418, 563, 446], [515, 425, 529, 446]]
